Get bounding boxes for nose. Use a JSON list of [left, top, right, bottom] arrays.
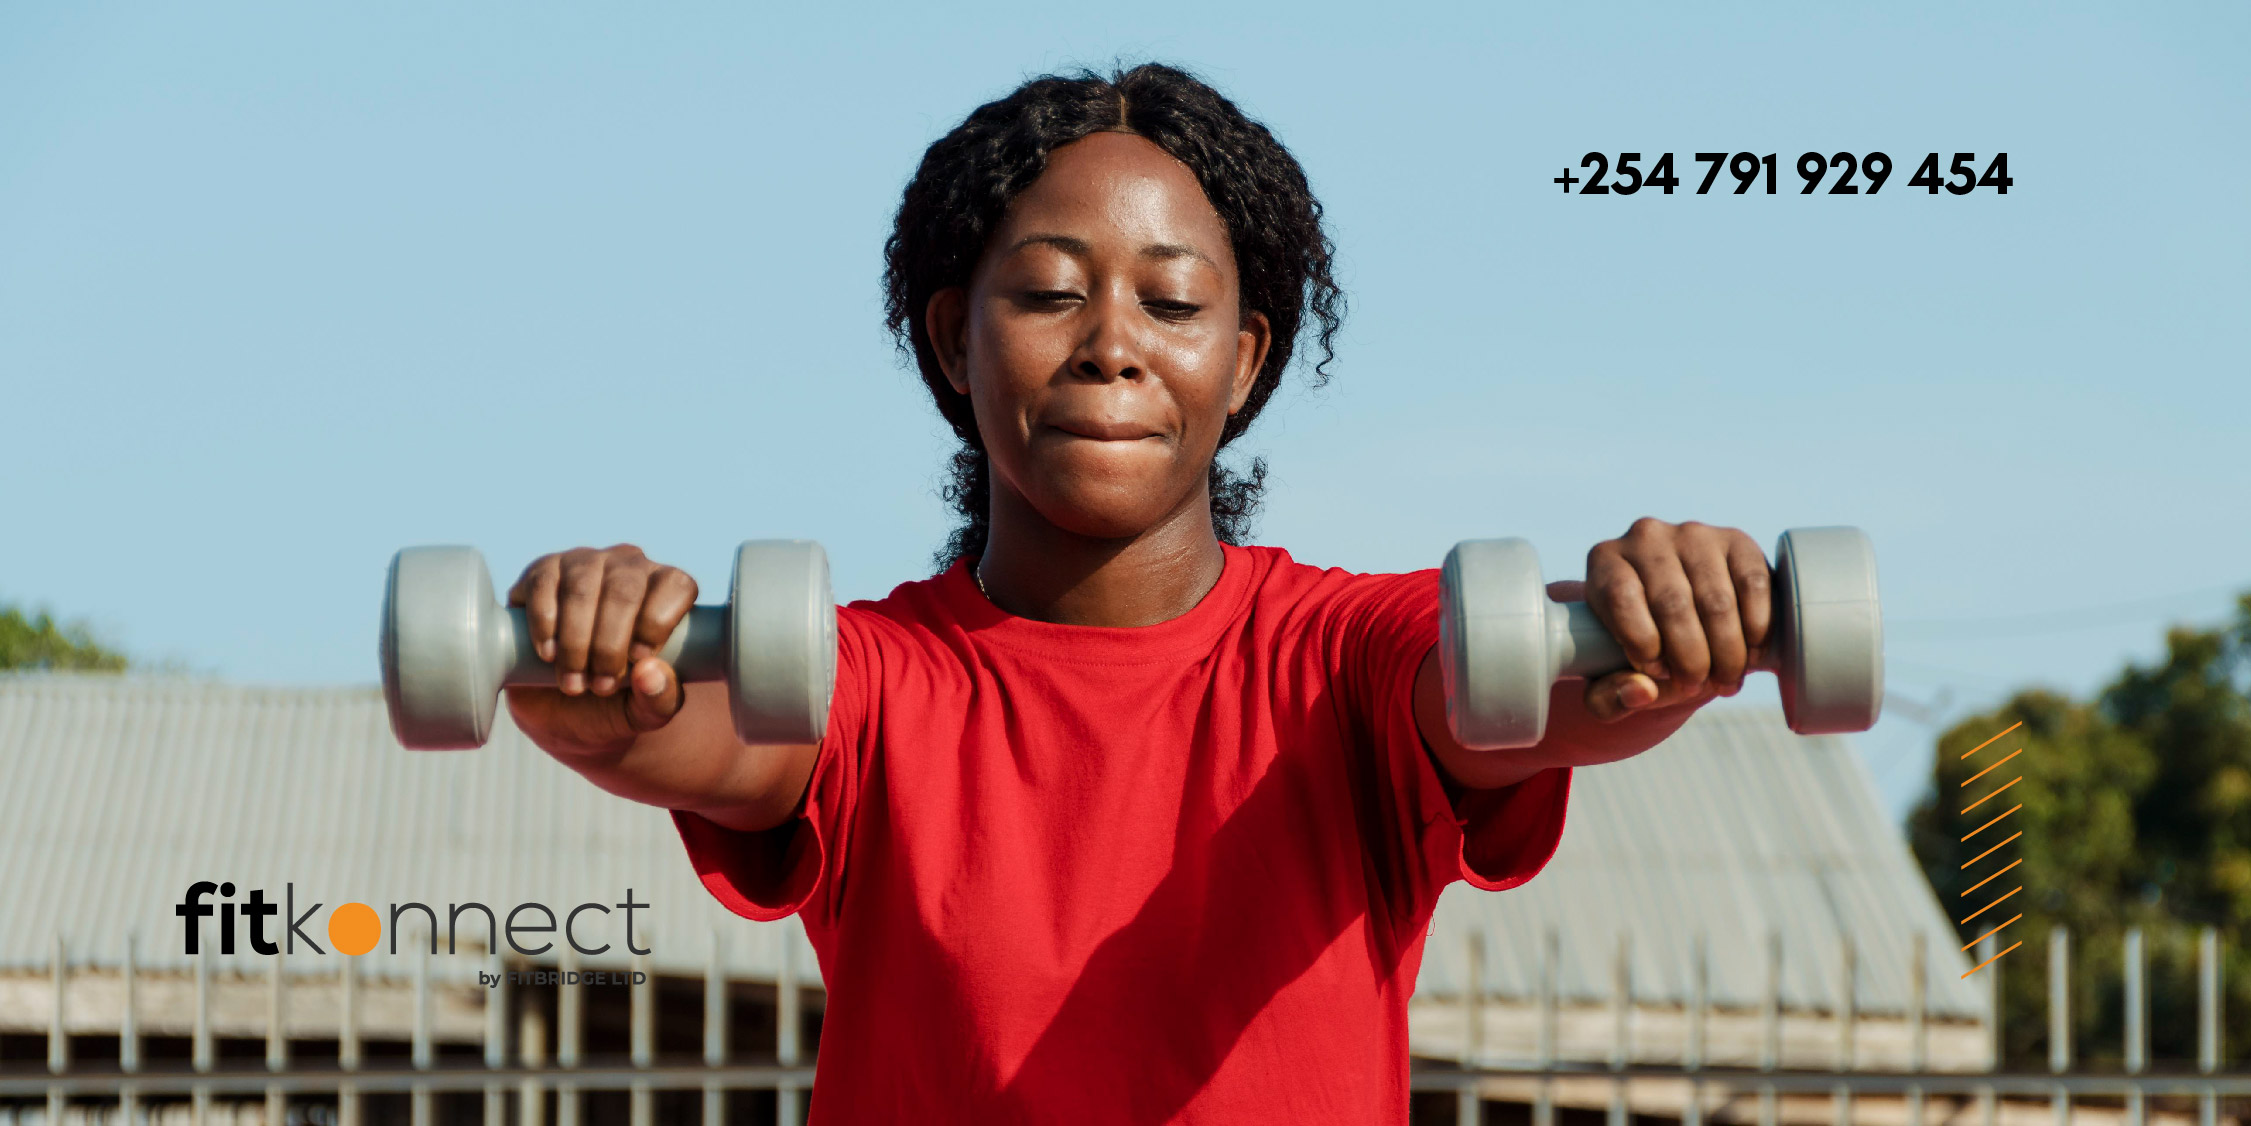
[[1069, 285, 1146, 383]]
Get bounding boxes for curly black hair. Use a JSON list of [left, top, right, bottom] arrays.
[[882, 62, 1345, 571]]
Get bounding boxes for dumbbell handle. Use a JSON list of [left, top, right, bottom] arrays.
[[1549, 598, 1782, 680], [492, 605, 734, 687]]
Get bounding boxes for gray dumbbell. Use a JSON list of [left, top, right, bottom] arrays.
[[1438, 526, 1883, 749], [379, 540, 836, 750]]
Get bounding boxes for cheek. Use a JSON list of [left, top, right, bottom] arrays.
[[971, 313, 1068, 408], [1166, 340, 1244, 432]]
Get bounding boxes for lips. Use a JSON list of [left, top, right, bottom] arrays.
[[1049, 419, 1161, 441]]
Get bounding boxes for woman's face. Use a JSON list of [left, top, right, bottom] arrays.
[[926, 131, 1272, 543]]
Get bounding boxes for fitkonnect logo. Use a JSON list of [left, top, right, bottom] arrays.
[[174, 882, 654, 959]]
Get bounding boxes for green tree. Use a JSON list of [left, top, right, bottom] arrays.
[[0, 603, 129, 671], [1908, 593, 2251, 1070]]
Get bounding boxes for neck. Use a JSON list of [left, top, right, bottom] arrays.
[[975, 483, 1227, 627]]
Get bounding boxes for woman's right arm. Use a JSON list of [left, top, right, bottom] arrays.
[[499, 544, 819, 833]]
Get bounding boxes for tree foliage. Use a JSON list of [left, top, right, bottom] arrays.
[[0, 603, 128, 671], [1908, 593, 2251, 1069]]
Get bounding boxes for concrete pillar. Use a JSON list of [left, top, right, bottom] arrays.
[[413, 929, 433, 1126], [705, 929, 729, 1126], [558, 945, 582, 1126], [1686, 931, 1706, 1126], [48, 934, 69, 1075], [631, 948, 654, 1126], [193, 934, 213, 1073], [778, 929, 803, 1126], [521, 987, 549, 1126], [1609, 930, 1629, 1126], [1535, 926, 1556, 1126], [2200, 927, 2221, 1126], [1908, 931, 1926, 1126], [341, 952, 362, 1126], [2125, 927, 2146, 1126], [121, 932, 140, 1126]]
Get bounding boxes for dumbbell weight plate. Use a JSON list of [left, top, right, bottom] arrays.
[[727, 540, 836, 746], [381, 545, 507, 750], [1437, 538, 1554, 752], [1771, 526, 1884, 735]]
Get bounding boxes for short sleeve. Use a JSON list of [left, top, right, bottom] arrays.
[[669, 605, 877, 928], [1325, 570, 1574, 916]]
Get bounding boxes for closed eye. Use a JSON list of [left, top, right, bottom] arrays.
[[1143, 300, 1202, 321]]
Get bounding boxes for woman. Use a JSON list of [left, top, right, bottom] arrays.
[[506, 63, 1772, 1125]]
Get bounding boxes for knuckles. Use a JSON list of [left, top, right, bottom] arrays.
[[546, 545, 674, 588], [1692, 585, 1737, 618], [1648, 586, 1697, 622], [651, 566, 697, 597], [1618, 517, 1756, 554], [518, 546, 692, 648], [1593, 517, 1767, 692]]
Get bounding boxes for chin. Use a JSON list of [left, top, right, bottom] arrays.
[[1028, 479, 1186, 542]]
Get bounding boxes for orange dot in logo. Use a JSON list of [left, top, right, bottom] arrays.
[[329, 902, 381, 956]]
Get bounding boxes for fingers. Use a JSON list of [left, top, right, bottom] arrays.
[[508, 557, 563, 663], [634, 567, 700, 664], [498, 547, 692, 751], [1583, 670, 1663, 722], [587, 561, 652, 696], [1634, 547, 1710, 698], [1589, 518, 1768, 705], [552, 549, 608, 696], [502, 654, 682, 752], [1595, 519, 1712, 694], [1585, 545, 1666, 682], [1727, 535, 1775, 671], [621, 656, 686, 733], [603, 560, 699, 696], [1678, 523, 1748, 696], [1584, 668, 1727, 723], [512, 544, 692, 700], [593, 565, 698, 696]]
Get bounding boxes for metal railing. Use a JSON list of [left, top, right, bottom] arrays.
[[5, 927, 812, 1126], [4, 923, 2231, 1126], [1425, 926, 2231, 1126]]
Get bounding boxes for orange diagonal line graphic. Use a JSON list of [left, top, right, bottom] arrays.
[[1961, 748, 2024, 787], [1961, 915, 2022, 953], [1962, 832, 2022, 869], [1961, 858, 2023, 896], [1962, 776, 2021, 814], [1961, 721, 2025, 759], [1959, 886, 2020, 924], [1961, 804, 2021, 841], [1961, 940, 2023, 979]]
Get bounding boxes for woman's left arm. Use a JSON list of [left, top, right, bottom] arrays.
[[1413, 517, 1774, 790]]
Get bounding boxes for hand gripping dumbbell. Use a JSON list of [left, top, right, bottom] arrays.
[[1437, 526, 1883, 750], [379, 541, 837, 750]]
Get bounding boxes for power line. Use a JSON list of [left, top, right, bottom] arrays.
[[1886, 583, 2246, 640]]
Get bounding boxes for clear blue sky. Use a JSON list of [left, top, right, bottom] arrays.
[[5, 3, 2246, 823]]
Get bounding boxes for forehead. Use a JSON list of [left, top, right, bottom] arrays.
[[989, 131, 1233, 269]]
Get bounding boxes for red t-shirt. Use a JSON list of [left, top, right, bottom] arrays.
[[673, 543, 1573, 1124]]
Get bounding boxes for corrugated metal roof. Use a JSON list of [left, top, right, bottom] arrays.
[[0, 675, 1980, 1019], [0, 674, 796, 986], [1419, 708, 1984, 1019]]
